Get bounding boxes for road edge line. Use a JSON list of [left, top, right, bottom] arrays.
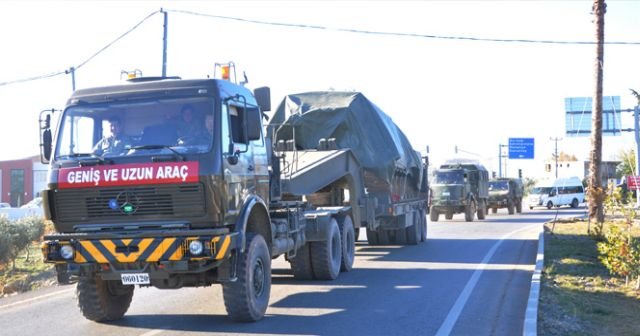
[[523, 223, 544, 336]]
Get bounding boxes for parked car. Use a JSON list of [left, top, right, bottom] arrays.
[[0, 202, 11, 209]]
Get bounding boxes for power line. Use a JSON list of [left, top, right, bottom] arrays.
[[0, 10, 161, 88], [167, 8, 640, 45]]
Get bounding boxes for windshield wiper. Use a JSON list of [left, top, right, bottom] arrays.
[[129, 145, 185, 161]]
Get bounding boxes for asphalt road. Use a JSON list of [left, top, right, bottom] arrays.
[[0, 207, 587, 336]]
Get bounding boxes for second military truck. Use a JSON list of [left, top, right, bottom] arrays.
[[429, 159, 489, 222], [487, 178, 524, 214], [39, 73, 428, 323]]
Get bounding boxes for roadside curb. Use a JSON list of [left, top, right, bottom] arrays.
[[523, 224, 544, 336]]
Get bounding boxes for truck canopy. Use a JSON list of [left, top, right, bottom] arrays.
[[267, 91, 422, 186]]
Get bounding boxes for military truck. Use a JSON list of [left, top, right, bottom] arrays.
[[429, 159, 489, 222], [38, 71, 427, 323], [487, 178, 524, 214]]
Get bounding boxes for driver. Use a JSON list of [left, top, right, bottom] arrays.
[[93, 117, 131, 155]]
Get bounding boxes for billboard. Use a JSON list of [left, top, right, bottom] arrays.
[[565, 96, 622, 137]]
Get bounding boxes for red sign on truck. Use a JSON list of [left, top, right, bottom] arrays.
[[58, 162, 199, 189], [628, 175, 640, 190]]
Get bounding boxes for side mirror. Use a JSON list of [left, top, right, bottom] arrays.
[[39, 110, 54, 163], [254, 87, 271, 112]]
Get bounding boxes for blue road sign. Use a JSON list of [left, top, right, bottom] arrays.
[[508, 138, 534, 159]]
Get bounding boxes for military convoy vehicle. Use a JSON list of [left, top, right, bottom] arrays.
[[429, 160, 489, 222], [487, 178, 524, 214], [38, 69, 428, 323]]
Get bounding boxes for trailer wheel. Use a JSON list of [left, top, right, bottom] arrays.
[[310, 218, 342, 280], [76, 275, 134, 322], [289, 243, 314, 280], [223, 233, 271, 322], [406, 212, 420, 245], [420, 210, 427, 242], [366, 228, 380, 245], [338, 215, 355, 272]]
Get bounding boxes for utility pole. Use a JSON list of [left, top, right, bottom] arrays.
[[498, 144, 508, 177], [161, 8, 168, 77], [589, 0, 606, 224], [550, 137, 562, 178]]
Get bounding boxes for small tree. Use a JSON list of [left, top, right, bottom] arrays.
[[15, 216, 45, 262]]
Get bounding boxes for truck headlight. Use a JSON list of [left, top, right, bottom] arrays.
[[59, 245, 75, 260], [189, 240, 204, 256]]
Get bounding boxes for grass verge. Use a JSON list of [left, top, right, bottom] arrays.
[[539, 220, 640, 336], [0, 243, 55, 297]]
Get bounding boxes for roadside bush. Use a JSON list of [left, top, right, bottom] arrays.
[[0, 215, 46, 270], [597, 224, 640, 289]]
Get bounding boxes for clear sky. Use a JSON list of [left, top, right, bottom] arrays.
[[1, 0, 639, 179]]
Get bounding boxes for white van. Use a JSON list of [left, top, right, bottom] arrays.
[[527, 177, 585, 210]]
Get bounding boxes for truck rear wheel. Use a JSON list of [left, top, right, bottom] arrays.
[[430, 209, 439, 222], [310, 218, 342, 280], [289, 243, 314, 280], [508, 201, 515, 215], [516, 199, 523, 213], [76, 276, 134, 322], [339, 215, 355, 272], [223, 233, 271, 322], [464, 201, 476, 222], [477, 200, 486, 220]]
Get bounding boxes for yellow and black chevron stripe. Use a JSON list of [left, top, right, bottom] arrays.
[[72, 235, 232, 264]]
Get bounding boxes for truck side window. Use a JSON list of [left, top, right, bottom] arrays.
[[221, 104, 231, 153]]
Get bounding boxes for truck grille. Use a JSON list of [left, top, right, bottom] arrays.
[[53, 184, 205, 221]]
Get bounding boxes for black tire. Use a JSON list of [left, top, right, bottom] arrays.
[[392, 225, 408, 245], [516, 199, 523, 213], [546, 201, 553, 210], [477, 200, 486, 220], [445, 212, 453, 220], [366, 228, 379, 245], [529, 206, 534, 210], [406, 212, 420, 245], [377, 229, 391, 245], [289, 243, 314, 280], [491, 207, 497, 214], [430, 209, 439, 222], [420, 210, 427, 242], [508, 201, 515, 215], [223, 233, 271, 322], [310, 218, 342, 280], [338, 216, 355, 272], [76, 276, 134, 322], [464, 201, 475, 222], [571, 198, 579, 208]]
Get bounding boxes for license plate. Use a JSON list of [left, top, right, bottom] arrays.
[[121, 273, 150, 285], [442, 191, 450, 196]]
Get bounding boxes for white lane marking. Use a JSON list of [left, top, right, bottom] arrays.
[[435, 224, 539, 336], [0, 287, 75, 310], [140, 329, 167, 336]]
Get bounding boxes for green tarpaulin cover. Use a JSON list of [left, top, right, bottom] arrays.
[[267, 91, 422, 185]]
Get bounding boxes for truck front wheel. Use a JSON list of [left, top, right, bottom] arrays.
[[223, 233, 271, 322], [464, 201, 476, 222], [76, 275, 134, 322]]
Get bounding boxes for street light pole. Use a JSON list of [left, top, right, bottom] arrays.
[[498, 144, 508, 177], [550, 137, 562, 178]]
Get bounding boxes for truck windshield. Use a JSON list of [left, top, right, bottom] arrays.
[[55, 97, 215, 159], [489, 181, 509, 191], [433, 171, 464, 184]]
